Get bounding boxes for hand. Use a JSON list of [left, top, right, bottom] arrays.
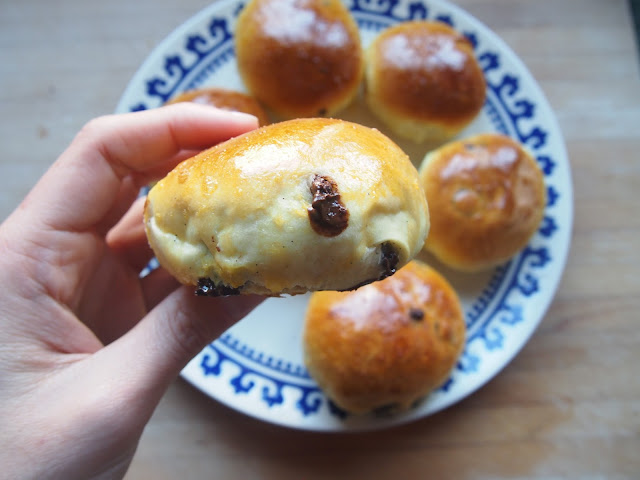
[[0, 103, 263, 479]]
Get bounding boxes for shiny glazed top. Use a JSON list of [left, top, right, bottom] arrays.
[[368, 21, 486, 126], [144, 118, 429, 295], [235, 0, 364, 118], [303, 260, 466, 414], [420, 133, 546, 271]]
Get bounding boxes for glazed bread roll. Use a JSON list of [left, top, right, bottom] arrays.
[[167, 87, 270, 126], [234, 0, 364, 119], [303, 260, 465, 414], [144, 118, 429, 296], [419, 133, 546, 271], [365, 21, 486, 143]]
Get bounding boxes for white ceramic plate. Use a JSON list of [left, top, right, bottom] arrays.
[[117, 0, 573, 431]]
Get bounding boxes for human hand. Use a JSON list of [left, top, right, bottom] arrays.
[[0, 103, 263, 479]]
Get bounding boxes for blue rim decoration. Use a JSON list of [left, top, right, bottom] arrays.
[[124, 0, 571, 427]]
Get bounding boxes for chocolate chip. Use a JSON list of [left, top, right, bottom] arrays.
[[379, 242, 400, 280], [195, 278, 241, 297], [307, 174, 349, 237], [409, 308, 425, 321], [336, 243, 401, 291]]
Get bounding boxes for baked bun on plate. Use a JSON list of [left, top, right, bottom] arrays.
[[234, 0, 364, 119], [419, 132, 546, 271], [303, 260, 465, 414], [365, 21, 486, 143], [144, 118, 429, 296], [167, 87, 270, 126]]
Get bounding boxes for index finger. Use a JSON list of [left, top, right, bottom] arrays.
[[21, 103, 258, 233]]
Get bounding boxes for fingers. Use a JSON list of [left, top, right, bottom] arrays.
[[106, 196, 153, 272], [96, 175, 141, 237], [106, 198, 182, 310], [85, 104, 258, 178], [20, 103, 258, 234], [101, 288, 264, 401], [139, 267, 181, 311]]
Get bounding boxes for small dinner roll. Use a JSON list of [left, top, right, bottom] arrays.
[[419, 133, 546, 271], [167, 87, 270, 126], [365, 21, 486, 143], [303, 261, 465, 414], [234, 0, 364, 119], [144, 118, 429, 296]]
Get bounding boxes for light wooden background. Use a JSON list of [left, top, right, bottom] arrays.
[[1, 0, 639, 478]]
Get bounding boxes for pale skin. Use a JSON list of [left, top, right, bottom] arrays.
[[0, 103, 263, 479]]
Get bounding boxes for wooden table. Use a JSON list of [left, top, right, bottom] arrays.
[[2, 0, 639, 478]]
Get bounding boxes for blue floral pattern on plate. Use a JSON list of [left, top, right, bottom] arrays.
[[119, 0, 572, 431]]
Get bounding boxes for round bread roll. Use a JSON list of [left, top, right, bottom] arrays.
[[303, 260, 465, 414], [365, 21, 486, 143], [419, 133, 546, 271], [234, 0, 364, 119], [167, 87, 270, 126], [144, 118, 429, 296]]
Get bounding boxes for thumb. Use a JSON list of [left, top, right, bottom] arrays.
[[101, 287, 263, 409]]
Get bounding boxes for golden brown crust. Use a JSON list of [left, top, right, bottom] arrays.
[[303, 261, 465, 414], [235, 0, 364, 119], [365, 21, 486, 143], [144, 118, 429, 296], [419, 133, 546, 271], [167, 87, 270, 126]]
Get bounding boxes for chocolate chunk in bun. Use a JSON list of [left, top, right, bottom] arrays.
[[365, 21, 486, 144], [303, 260, 466, 415], [419, 133, 546, 271], [166, 87, 270, 126], [144, 118, 429, 296], [234, 0, 364, 119]]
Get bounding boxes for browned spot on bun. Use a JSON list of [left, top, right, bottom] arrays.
[[307, 174, 349, 237]]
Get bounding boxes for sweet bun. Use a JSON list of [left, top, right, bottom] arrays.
[[144, 118, 429, 296], [167, 87, 270, 126], [419, 133, 546, 271], [234, 0, 364, 119], [303, 260, 465, 414], [365, 21, 486, 143]]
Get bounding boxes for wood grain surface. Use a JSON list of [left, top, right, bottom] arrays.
[[1, 0, 639, 478]]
